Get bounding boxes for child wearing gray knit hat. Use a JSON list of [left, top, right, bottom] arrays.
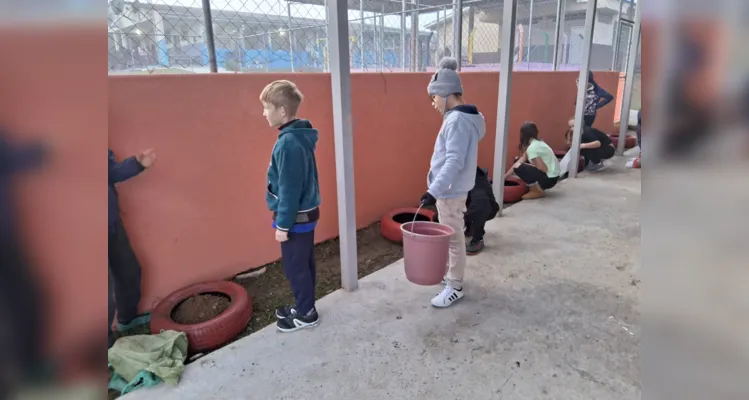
[[420, 57, 486, 308], [427, 57, 463, 101]]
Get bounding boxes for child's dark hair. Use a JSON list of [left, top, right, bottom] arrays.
[[519, 121, 539, 152]]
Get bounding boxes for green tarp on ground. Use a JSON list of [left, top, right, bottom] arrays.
[[108, 330, 188, 395]]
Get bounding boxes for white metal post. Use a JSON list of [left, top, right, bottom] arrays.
[[373, 8, 378, 72], [412, 0, 419, 72], [323, 0, 329, 72], [552, 0, 565, 70], [615, 3, 640, 155], [527, 0, 533, 70], [267, 31, 275, 71], [380, 5, 385, 69], [374, 7, 379, 72], [491, 0, 517, 214], [443, 5, 447, 57], [452, 0, 463, 70], [611, 0, 625, 70], [326, 0, 358, 292], [360, 0, 365, 70], [287, 1, 295, 72], [568, 0, 597, 178], [401, 0, 407, 71]]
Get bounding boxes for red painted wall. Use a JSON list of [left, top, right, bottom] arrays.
[[0, 22, 620, 356], [108, 70, 620, 316]]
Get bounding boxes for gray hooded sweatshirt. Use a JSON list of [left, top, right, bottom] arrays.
[[427, 104, 487, 199]]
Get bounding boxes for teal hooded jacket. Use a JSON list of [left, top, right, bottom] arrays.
[[266, 119, 321, 231]]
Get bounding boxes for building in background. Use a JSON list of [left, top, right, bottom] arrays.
[[425, 0, 637, 70], [108, 0, 638, 74], [108, 0, 431, 73]]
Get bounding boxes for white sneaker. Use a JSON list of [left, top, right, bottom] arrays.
[[431, 285, 464, 308]]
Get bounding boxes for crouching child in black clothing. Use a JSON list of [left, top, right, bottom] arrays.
[[433, 167, 499, 255], [464, 167, 499, 255]]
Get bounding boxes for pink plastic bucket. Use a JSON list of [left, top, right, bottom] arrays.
[[400, 221, 455, 285]]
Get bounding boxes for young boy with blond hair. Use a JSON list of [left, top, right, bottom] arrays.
[[260, 80, 321, 332]]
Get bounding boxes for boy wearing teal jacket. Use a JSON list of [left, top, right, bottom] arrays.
[[261, 80, 321, 332]]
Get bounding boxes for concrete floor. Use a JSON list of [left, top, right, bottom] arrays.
[[125, 159, 641, 400]]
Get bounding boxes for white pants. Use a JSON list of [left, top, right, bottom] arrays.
[[436, 196, 467, 287]]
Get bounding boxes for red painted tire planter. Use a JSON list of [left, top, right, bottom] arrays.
[[503, 177, 528, 203], [554, 150, 584, 173], [608, 134, 637, 149], [150, 281, 253, 353], [380, 208, 436, 244]]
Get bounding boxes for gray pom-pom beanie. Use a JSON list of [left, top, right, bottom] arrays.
[[427, 57, 462, 98]]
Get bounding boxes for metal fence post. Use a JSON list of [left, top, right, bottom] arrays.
[[327, 0, 359, 292], [452, 0, 463, 70], [527, 0, 534, 69], [615, 3, 640, 155], [324, 0, 329, 72], [360, 0, 365, 70], [491, 0, 517, 214], [552, 0, 565, 70], [568, 0, 597, 178], [443, 5, 447, 57], [412, 0, 419, 71], [380, 5, 385, 70], [467, 6, 474, 64], [201, 0, 218, 72], [287, 1, 295, 72], [401, 0, 407, 71], [374, 7, 379, 72], [611, 0, 625, 70]]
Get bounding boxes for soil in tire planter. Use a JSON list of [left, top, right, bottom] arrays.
[[171, 293, 231, 325], [392, 212, 431, 224]]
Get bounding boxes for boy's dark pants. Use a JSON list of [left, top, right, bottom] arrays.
[[108, 219, 142, 347], [281, 230, 316, 315], [0, 236, 45, 380]]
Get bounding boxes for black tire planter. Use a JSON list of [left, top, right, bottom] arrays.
[[503, 177, 528, 203], [380, 207, 436, 243], [150, 281, 253, 353]]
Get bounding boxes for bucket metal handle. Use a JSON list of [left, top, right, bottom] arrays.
[[409, 204, 425, 234]]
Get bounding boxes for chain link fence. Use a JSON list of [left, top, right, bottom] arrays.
[[108, 0, 638, 74]]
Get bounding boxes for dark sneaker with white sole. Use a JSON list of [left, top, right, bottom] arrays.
[[277, 308, 320, 332], [275, 305, 296, 320], [466, 239, 484, 255], [586, 162, 606, 172]]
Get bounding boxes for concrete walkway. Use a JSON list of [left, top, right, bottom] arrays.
[[125, 159, 641, 400]]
